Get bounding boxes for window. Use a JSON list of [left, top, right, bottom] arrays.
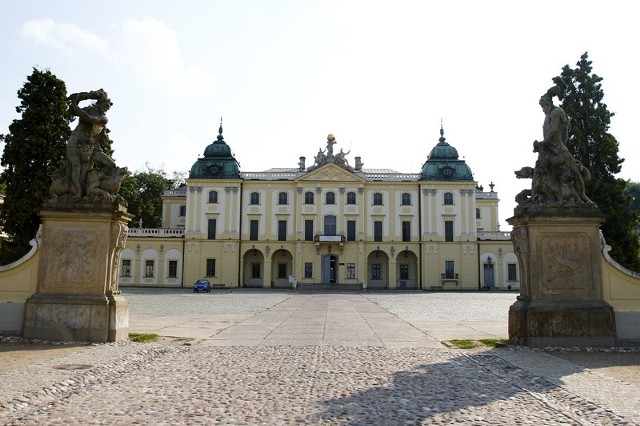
[[476, 208, 481, 219], [374, 220, 383, 242], [250, 220, 259, 241], [373, 193, 383, 205], [179, 205, 186, 217], [402, 221, 411, 242], [278, 191, 288, 205], [121, 259, 131, 277], [251, 263, 261, 278], [400, 264, 409, 280], [325, 191, 335, 204], [444, 192, 454, 205], [278, 220, 287, 241], [304, 191, 314, 204], [304, 262, 313, 278], [508, 263, 518, 281], [347, 220, 356, 241], [206, 258, 216, 277], [208, 190, 218, 203], [145, 260, 154, 277], [277, 263, 287, 279], [347, 191, 356, 205], [168, 260, 178, 278], [324, 215, 336, 236], [445, 220, 454, 242], [305, 220, 314, 241], [401, 193, 411, 205], [250, 192, 260, 205], [444, 261, 455, 279], [371, 264, 381, 280], [346, 263, 356, 279], [208, 219, 217, 240]]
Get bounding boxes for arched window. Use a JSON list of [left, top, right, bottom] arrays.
[[401, 192, 411, 205], [346, 191, 356, 205], [278, 191, 288, 205], [305, 191, 314, 204], [373, 192, 383, 205], [208, 190, 218, 203], [325, 191, 335, 205], [250, 192, 260, 205], [444, 192, 454, 205], [179, 205, 186, 217]]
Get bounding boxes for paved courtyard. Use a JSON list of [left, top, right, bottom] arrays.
[[1, 289, 639, 424]]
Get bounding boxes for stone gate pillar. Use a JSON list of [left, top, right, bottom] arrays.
[[23, 204, 132, 342], [508, 208, 616, 347]]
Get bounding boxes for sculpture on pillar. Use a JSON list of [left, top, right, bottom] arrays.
[[48, 89, 130, 204], [514, 85, 594, 210], [307, 134, 357, 172]]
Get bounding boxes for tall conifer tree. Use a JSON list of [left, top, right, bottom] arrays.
[[0, 68, 71, 264], [553, 53, 640, 271]]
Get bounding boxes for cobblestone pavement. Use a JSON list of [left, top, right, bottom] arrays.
[[1, 289, 638, 425]]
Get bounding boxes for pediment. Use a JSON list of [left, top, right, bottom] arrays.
[[297, 164, 365, 183]]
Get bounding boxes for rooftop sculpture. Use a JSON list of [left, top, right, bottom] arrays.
[[307, 134, 357, 172]]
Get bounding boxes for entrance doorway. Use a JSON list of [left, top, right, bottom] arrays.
[[483, 263, 494, 289], [322, 254, 338, 284]]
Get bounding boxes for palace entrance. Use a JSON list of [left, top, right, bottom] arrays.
[[321, 254, 338, 284]]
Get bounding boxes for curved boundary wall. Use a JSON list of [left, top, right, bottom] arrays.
[[0, 231, 40, 334]]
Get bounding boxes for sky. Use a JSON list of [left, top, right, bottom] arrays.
[[1, 0, 639, 230]]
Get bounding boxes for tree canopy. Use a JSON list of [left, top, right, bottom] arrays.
[[0, 68, 72, 264], [119, 165, 180, 228], [553, 52, 640, 271]]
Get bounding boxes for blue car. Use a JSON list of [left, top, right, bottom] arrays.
[[193, 279, 211, 293]]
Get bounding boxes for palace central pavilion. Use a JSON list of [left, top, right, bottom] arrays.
[[119, 125, 518, 290]]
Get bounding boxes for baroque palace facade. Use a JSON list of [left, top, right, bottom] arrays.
[[118, 125, 518, 290]]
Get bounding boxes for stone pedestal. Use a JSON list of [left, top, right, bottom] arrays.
[[23, 203, 132, 342], [507, 207, 616, 347]]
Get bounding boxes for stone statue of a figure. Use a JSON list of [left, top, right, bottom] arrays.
[[49, 89, 129, 203], [515, 85, 594, 207]]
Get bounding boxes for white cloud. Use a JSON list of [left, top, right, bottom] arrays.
[[118, 18, 215, 96], [22, 19, 109, 58], [21, 18, 215, 97]]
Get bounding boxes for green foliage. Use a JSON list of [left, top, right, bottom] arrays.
[[0, 68, 71, 264], [129, 332, 159, 342], [553, 53, 640, 271], [478, 339, 508, 348], [119, 164, 178, 228], [446, 339, 478, 349], [624, 181, 640, 213]]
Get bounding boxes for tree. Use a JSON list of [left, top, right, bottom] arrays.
[[625, 181, 640, 214], [119, 165, 178, 228], [553, 52, 640, 271], [0, 68, 71, 264]]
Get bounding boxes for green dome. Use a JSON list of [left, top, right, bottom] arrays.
[[420, 127, 473, 181], [189, 123, 240, 179]]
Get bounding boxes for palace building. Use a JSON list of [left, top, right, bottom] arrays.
[[118, 125, 518, 290]]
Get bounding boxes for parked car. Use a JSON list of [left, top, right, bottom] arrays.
[[193, 279, 211, 293]]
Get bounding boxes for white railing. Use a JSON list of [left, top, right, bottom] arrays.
[[476, 191, 498, 199], [128, 228, 185, 237], [477, 231, 511, 241], [241, 172, 300, 180], [164, 189, 187, 197]]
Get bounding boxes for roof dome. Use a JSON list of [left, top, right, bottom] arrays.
[[189, 122, 240, 179], [420, 127, 474, 181]]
